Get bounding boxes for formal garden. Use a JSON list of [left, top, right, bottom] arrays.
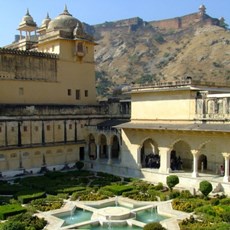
[[0, 164, 229, 230]]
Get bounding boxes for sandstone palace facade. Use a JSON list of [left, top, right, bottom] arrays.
[[0, 6, 229, 194], [0, 6, 130, 176]]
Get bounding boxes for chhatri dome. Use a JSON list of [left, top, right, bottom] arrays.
[[18, 9, 37, 30], [47, 5, 83, 33], [41, 13, 51, 28]]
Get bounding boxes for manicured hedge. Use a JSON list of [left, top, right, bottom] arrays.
[[143, 222, 166, 230], [199, 180, 213, 197], [0, 204, 26, 220], [0, 184, 23, 195], [122, 189, 139, 197], [96, 172, 121, 182], [18, 191, 46, 204], [46, 186, 86, 195], [0, 212, 47, 230], [103, 184, 134, 195], [172, 197, 206, 212]]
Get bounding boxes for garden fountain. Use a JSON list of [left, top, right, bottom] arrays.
[[50, 197, 169, 229]]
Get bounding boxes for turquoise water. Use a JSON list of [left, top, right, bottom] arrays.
[[58, 208, 92, 226], [136, 208, 168, 223], [57, 206, 167, 229], [79, 225, 142, 229]]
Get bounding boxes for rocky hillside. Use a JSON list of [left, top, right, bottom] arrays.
[[86, 13, 230, 98]]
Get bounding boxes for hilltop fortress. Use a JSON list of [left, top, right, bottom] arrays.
[[94, 5, 225, 31]]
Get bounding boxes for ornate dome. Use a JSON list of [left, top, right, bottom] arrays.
[[19, 9, 37, 27], [41, 13, 51, 28], [47, 5, 83, 33]]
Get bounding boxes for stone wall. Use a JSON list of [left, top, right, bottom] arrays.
[[148, 13, 219, 30], [0, 48, 57, 82]]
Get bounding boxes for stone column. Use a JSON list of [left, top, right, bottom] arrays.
[[191, 150, 199, 178], [96, 144, 100, 161], [137, 147, 142, 168], [84, 144, 89, 161], [158, 147, 171, 173], [223, 153, 230, 182], [107, 145, 112, 164]]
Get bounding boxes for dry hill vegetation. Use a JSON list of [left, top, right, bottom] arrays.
[[88, 18, 230, 98]]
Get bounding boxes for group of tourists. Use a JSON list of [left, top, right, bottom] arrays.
[[170, 150, 183, 170], [144, 153, 160, 168], [144, 150, 183, 170]]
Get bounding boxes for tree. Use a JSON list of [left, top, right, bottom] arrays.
[[75, 161, 84, 171], [143, 222, 166, 230], [0, 221, 24, 230], [199, 180, 213, 197], [166, 175, 179, 191]]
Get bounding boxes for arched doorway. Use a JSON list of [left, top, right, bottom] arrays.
[[111, 135, 120, 160], [140, 139, 159, 168], [171, 140, 192, 171], [198, 154, 207, 171], [198, 142, 220, 173], [99, 134, 107, 159], [88, 134, 96, 160]]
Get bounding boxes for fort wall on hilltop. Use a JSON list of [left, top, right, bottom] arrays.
[[93, 5, 221, 31], [149, 13, 220, 30]]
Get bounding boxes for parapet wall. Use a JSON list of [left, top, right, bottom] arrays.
[[0, 48, 57, 82], [149, 13, 220, 30], [97, 11, 221, 31]]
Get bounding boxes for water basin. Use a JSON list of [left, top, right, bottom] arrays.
[[79, 224, 142, 229], [56, 208, 92, 226], [136, 208, 168, 223]]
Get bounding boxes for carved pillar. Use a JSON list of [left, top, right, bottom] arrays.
[[191, 150, 199, 178], [42, 121, 45, 145], [84, 143, 89, 161], [64, 120, 67, 143], [223, 98, 227, 114], [158, 147, 171, 173], [5, 122, 8, 147], [18, 122, 22, 147], [223, 153, 230, 182], [74, 121, 77, 142], [96, 144, 100, 161], [137, 147, 142, 168], [107, 145, 112, 164], [52, 120, 55, 143]]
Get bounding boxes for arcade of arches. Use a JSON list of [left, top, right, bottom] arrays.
[[134, 136, 230, 183], [86, 133, 120, 164]]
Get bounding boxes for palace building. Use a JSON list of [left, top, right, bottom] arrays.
[[2, 6, 96, 105], [116, 80, 230, 194], [0, 6, 129, 177], [0, 6, 229, 194]]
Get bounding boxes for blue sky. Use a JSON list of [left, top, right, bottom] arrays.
[[0, 0, 229, 47]]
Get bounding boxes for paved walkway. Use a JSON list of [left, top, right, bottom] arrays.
[[142, 168, 230, 195], [157, 201, 191, 230]]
